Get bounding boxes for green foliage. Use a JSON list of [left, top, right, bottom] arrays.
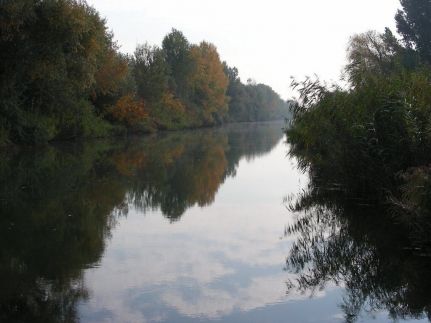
[[162, 28, 193, 99], [287, 0, 431, 228], [396, 0, 431, 64], [0, 2, 288, 145], [132, 44, 169, 103], [285, 20, 431, 311], [129, 30, 288, 130], [288, 68, 431, 199], [345, 30, 398, 87], [224, 63, 291, 122], [0, 0, 126, 143]]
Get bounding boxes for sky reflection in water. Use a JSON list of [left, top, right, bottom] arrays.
[[1, 122, 428, 322]]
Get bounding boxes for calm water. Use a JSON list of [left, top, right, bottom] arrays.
[[1, 122, 430, 322]]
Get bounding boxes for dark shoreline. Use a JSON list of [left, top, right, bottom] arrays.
[[1, 119, 287, 150]]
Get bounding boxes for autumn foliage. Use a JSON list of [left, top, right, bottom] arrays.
[[0, 2, 289, 145], [111, 95, 148, 126], [190, 42, 229, 124]]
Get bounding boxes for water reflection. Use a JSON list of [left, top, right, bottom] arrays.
[[285, 167, 431, 322], [0, 122, 284, 322]]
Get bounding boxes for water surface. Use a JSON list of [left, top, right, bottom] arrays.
[[1, 122, 429, 322]]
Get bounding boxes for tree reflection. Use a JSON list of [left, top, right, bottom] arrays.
[[0, 144, 124, 322], [122, 131, 230, 219], [119, 122, 284, 220], [0, 122, 283, 322], [285, 170, 431, 322]]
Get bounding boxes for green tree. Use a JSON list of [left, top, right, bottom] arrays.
[[132, 43, 169, 103], [162, 28, 193, 99], [223, 62, 290, 122], [345, 30, 399, 87], [0, 0, 124, 143], [223, 63, 290, 122], [396, 0, 431, 64]]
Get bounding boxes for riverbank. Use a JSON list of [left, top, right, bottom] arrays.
[[285, 3, 431, 248], [1, 1, 290, 147], [0, 119, 288, 151]]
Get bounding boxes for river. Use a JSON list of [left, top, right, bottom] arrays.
[[0, 122, 429, 322]]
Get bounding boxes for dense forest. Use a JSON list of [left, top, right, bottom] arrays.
[[286, 0, 431, 234], [0, 0, 290, 146]]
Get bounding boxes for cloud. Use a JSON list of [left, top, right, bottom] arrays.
[[78, 142, 336, 321]]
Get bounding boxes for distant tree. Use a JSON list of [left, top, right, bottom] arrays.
[[162, 29, 193, 98], [149, 91, 187, 130], [223, 63, 240, 84], [247, 78, 257, 86], [93, 50, 129, 98], [223, 63, 289, 122], [132, 43, 169, 103], [396, 0, 431, 64], [189, 42, 229, 125], [223, 62, 248, 121], [0, 5, 289, 145], [110, 94, 148, 126], [91, 51, 130, 118]]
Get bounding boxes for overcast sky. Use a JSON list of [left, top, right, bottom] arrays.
[[87, 0, 401, 99]]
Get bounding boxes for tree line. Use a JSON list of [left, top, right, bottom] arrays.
[[286, 0, 431, 229], [0, 0, 290, 145]]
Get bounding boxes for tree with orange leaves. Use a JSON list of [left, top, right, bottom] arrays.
[[189, 42, 229, 125], [110, 94, 148, 127]]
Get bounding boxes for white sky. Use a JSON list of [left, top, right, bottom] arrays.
[[87, 0, 401, 99]]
